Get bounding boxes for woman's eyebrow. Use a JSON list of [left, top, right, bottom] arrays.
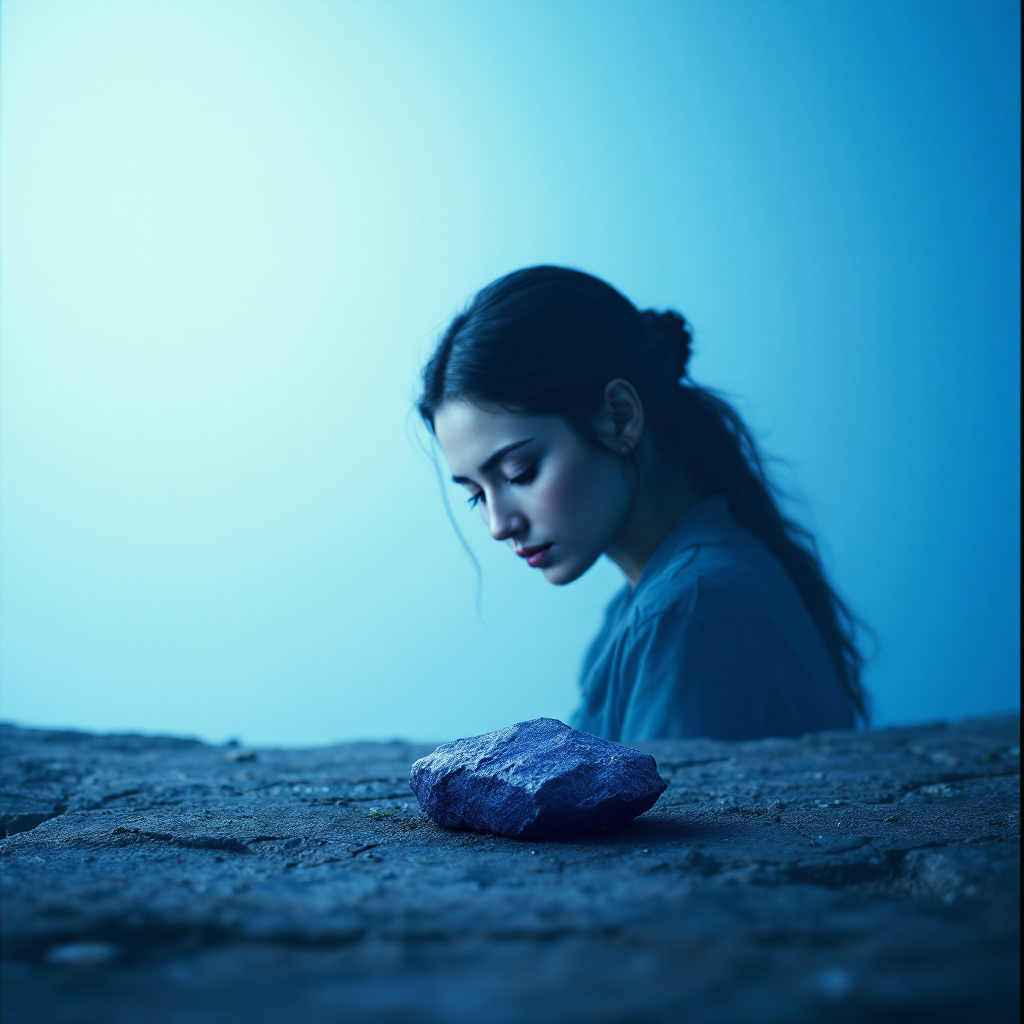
[[451, 438, 534, 484]]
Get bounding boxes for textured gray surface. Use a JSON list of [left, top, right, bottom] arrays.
[[0, 714, 1019, 1023]]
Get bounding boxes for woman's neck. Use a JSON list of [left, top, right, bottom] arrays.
[[604, 439, 705, 587]]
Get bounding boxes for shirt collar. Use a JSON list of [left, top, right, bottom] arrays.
[[632, 494, 739, 593]]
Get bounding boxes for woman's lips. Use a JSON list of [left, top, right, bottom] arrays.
[[516, 543, 553, 568]]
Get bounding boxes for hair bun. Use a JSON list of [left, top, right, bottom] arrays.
[[642, 309, 693, 379]]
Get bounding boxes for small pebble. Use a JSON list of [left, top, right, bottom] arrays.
[[806, 966, 853, 1000], [45, 942, 118, 967]]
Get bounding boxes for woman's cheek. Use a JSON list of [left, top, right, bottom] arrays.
[[545, 450, 619, 557], [538, 453, 588, 533]]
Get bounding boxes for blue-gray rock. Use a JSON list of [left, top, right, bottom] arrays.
[[408, 717, 668, 839]]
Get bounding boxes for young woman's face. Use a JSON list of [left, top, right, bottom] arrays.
[[433, 401, 635, 585]]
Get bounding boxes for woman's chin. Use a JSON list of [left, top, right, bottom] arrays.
[[541, 555, 595, 587]]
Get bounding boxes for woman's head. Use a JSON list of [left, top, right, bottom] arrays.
[[420, 266, 868, 719], [421, 267, 694, 584]]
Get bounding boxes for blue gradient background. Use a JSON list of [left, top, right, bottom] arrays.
[[1, 1, 1019, 745]]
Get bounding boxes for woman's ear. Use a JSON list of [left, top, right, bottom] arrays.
[[595, 379, 644, 455]]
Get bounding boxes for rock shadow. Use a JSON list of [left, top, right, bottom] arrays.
[[538, 811, 756, 848]]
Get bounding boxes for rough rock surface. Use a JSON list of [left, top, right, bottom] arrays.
[[0, 714, 1018, 1024], [409, 717, 667, 839]]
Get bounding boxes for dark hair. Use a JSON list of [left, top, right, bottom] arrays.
[[419, 266, 868, 721]]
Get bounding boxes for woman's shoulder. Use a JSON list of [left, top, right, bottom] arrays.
[[624, 500, 793, 631]]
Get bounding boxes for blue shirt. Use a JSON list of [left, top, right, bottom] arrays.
[[570, 495, 855, 742]]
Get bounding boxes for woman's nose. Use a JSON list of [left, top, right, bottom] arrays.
[[487, 499, 527, 541]]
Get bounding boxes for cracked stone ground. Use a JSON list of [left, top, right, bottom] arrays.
[[0, 715, 1018, 1023]]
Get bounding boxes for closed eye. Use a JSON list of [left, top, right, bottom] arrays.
[[467, 492, 484, 508], [508, 462, 539, 486]]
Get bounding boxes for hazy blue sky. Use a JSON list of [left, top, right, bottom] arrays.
[[1, 0, 1019, 745]]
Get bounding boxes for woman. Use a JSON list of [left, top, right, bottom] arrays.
[[418, 266, 866, 742]]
